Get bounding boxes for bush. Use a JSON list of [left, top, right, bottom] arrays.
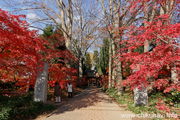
[[106, 87, 165, 115], [170, 90, 180, 103], [0, 93, 55, 120], [102, 86, 107, 92], [0, 107, 11, 120], [107, 87, 118, 97], [166, 90, 180, 108]]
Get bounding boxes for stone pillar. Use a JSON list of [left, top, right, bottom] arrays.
[[34, 63, 48, 103], [134, 86, 148, 106], [132, 69, 148, 106]]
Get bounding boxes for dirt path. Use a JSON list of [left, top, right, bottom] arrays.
[[35, 86, 134, 120]]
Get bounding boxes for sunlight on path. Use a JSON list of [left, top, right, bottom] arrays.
[[35, 86, 133, 120]]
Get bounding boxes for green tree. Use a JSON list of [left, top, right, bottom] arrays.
[[93, 50, 100, 72], [100, 39, 109, 75], [42, 25, 66, 64], [42, 24, 66, 50], [84, 52, 92, 71], [42, 25, 54, 38]]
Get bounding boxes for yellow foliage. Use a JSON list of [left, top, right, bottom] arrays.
[[89, 52, 94, 64]]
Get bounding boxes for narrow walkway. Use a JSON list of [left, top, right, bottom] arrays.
[[35, 86, 134, 120]]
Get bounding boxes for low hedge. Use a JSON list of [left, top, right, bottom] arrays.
[[0, 92, 55, 120]]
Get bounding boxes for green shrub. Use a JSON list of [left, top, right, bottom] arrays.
[[106, 87, 166, 116], [102, 86, 107, 92], [0, 107, 12, 120], [165, 90, 180, 109], [170, 90, 180, 104], [107, 87, 118, 97], [0, 93, 55, 120]]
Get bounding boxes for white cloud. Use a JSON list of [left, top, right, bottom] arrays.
[[39, 30, 43, 35], [28, 26, 38, 33], [27, 13, 40, 21], [28, 26, 43, 35]]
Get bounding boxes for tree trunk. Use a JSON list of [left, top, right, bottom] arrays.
[[171, 66, 178, 84], [65, 35, 72, 51], [59, 0, 72, 52], [79, 56, 83, 82], [59, 0, 72, 81], [113, 0, 123, 94], [115, 37, 123, 94], [111, 39, 115, 87], [108, 38, 112, 88]]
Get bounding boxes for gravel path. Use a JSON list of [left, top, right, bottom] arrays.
[[35, 86, 134, 120]]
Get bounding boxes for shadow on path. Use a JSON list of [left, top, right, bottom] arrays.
[[44, 86, 111, 118]]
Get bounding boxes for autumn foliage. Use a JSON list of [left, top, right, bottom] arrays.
[[0, 9, 44, 89], [0, 9, 77, 91], [120, 14, 180, 93]]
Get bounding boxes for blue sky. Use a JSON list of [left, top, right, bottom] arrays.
[[0, 0, 103, 53], [0, 0, 100, 35], [0, 0, 52, 34]]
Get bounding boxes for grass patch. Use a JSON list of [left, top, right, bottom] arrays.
[[106, 87, 178, 118], [0, 92, 55, 120]]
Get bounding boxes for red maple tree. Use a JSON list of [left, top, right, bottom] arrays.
[[0, 9, 77, 91], [120, 1, 180, 93]]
